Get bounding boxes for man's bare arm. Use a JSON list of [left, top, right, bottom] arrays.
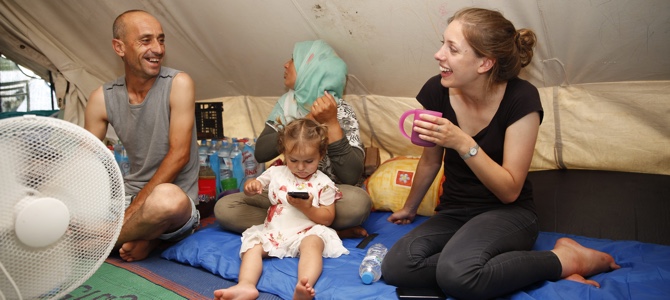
[[84, 87, 109, 140]]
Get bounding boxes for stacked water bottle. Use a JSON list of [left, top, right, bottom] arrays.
[[197, 139, 217, 205], [113, 140, 130, 177], [241, 138, 263, 189], [197, 137, 265, 202], [217, 138, 237, 194]]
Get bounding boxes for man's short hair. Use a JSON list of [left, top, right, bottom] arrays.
[[112, 9, 149, 39]]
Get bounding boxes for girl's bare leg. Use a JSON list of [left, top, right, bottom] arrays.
[[294, 235, 324, 300], [214, 244, 266, 300]]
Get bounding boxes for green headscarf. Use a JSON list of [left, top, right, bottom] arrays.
[[266, 40, 347, 128]]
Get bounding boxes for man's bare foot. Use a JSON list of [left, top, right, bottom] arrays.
[[293, 277, 315, 300], [213, 283, 259, 300], [552, 238, 620, 283], [336, 226, 368, 239], [119, 239, 160, 262]]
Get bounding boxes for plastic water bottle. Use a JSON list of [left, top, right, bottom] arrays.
[[197, 139, 217, 206], [113, 140, 123, 163], [218, 142, 236, 192], [113, 141, 130, 177], [359, 243, 388, 284], [208, 139, 219, 156], [118, 149, 130, 177], [241, 139, 261, 185], [220, 139, 231, 156], [198, 139, 209, 167], [229, 138, 243, 188], [229, 138, 242, 161]]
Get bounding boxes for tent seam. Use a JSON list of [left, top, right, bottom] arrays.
[[552, 86, 566, 169]]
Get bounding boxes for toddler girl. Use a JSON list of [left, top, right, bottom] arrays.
[[214, 118, 348, 300]]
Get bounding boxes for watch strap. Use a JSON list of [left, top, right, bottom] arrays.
[[460, 144, 480, 160]]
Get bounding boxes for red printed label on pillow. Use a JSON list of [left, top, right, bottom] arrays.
[[395, 170, 414, 187]]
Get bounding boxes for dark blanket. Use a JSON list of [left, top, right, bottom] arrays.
[[530, 169, 670, 245]]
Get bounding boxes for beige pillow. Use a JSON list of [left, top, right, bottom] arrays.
[[364, 156, 444, 216]]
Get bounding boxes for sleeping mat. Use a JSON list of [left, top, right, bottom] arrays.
[[162, 211, 670, 299]]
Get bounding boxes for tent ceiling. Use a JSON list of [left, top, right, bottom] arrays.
[[1, 0, 669, 100]]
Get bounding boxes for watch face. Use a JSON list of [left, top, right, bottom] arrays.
[[469, 147, 477, 156]]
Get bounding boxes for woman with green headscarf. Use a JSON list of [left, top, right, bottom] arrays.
[[215, 40, 371, 238]]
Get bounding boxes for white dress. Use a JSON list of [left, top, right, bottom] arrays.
[[239, 166, 350, 259]]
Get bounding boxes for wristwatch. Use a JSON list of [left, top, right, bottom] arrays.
[[461, 144, 479, 160]]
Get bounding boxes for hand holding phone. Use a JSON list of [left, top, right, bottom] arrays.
[[287, 191, 310, 199]]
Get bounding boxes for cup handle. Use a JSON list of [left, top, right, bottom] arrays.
[[398, 110, 415, 140]]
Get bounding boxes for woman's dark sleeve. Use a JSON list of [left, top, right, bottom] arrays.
[[327, 137, 365, 185], [254, 124, 280, 163]]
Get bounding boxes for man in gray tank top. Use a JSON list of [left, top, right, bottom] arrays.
[[84, 10, 200, 262]]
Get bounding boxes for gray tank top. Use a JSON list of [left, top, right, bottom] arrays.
[[103, 67, 199, 202]]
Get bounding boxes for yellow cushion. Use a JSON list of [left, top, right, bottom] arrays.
[[364, 156, 444, 216]]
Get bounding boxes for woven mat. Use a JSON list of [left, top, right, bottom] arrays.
[[65, 262, 190, 299]]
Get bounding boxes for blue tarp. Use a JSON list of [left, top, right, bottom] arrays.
[[163, 212, 670, 299]]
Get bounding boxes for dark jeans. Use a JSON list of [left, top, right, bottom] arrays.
[[381, 204, 562, 300]]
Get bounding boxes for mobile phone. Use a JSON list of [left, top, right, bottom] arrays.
[[356, 233, 379, 249], [396, 287, 446, 300], [287, 191, 310, 199]]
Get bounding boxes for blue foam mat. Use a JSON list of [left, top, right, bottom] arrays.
[[162, 212, 670, 299]]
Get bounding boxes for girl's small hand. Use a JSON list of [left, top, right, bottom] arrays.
[[243, 180, 263, 196], [287, 193, 313, 211]]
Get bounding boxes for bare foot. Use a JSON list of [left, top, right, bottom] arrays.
[[213, 283, 259, 300], [293, 277, 315, 300], [552, 238, 620, 282], [119, 239, 160, 262], [336, 226, 368, 239]]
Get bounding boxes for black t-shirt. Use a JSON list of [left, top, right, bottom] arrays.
[[416, 75, 544, 210]]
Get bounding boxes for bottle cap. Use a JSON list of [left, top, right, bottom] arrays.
[[361, 272, 374, 284]]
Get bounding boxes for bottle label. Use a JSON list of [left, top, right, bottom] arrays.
[[118, 157, 130, 177], [241, 145, 260, 186], [221, 177, 238, 191], [364, 255, 382, 264], [223, 157, 233, 171], [197, 178, 217, 203]]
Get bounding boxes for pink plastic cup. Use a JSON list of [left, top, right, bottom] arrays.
[[399, 109, 443, 147]]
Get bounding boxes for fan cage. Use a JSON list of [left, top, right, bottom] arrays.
[[0, 116, 125, 299]]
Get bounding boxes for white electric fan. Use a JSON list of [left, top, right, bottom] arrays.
[[0, 115, 125, 300]]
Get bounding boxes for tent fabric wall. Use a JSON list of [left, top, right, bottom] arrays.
[[532, 81, 670, 175], [0, 0, 668, 175], [2, 0, 669, 97], [0, 1, 94, 126]]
